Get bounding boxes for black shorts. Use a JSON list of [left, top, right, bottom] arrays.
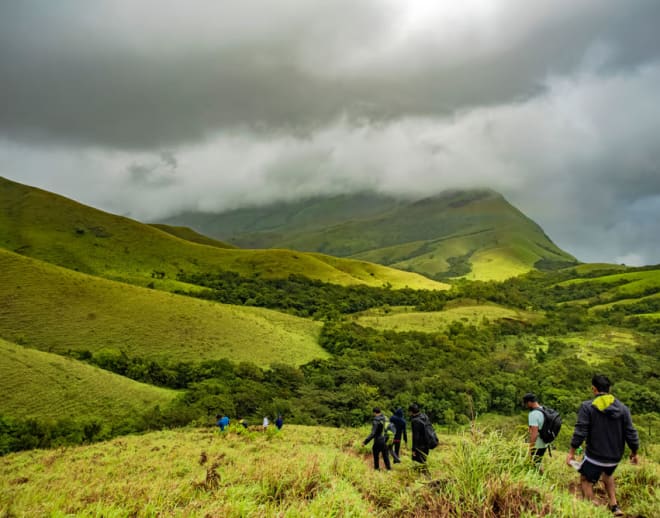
[[579, 459, 618, 483], [531, 447, 547, 465]]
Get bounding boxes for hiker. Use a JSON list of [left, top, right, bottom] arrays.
[[362, 407, 391, 471], [409, 403, 430, 465], [238, 417, 249, 429], [275, 414, 284, 430], [389, 407, 407, 464], [522, 393, 549, 473], [566, 374, 640, 517], [216, 413, 230, 431], [262, 416, 269, 431]]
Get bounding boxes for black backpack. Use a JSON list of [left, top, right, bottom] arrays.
[[421, 415, 439, 449], [538, 406, 562, 443]]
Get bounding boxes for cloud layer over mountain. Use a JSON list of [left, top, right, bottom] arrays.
[[2, 0, 660, 264]]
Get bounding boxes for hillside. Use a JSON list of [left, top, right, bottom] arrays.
[[0, 338, 176, 423], [148, 223, 237, 249], [162, 190, 577, 281], [1, 425, 657, 517], [0, 248, 327, 366], [0, 177, 445, 291]]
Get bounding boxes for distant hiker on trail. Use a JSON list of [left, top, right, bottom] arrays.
[[389, 407, 407, 464], [566, 374, 640, 517], [522, 393, 549, 473], [216, 414, 230, 432], [239, 417, 249, 429], [262, 416, 269, 431], [362, 407, 391, 471], [409, 403, 430, 465], [275, 414, 283, 430]]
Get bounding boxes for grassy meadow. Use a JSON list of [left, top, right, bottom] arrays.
[[1, 423, 657, 517], [0, 338, 176, 423], [0, 249, 326, 366], [353, 302, 540, 333]]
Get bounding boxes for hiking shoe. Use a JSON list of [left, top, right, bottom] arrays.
[[610, 505, 623, 516]]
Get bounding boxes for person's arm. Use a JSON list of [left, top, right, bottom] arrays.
[[623, 406, 640, 464], [363, 420, 378, 445], [528, 425, 539, 451], [566, 404, 589, 465]]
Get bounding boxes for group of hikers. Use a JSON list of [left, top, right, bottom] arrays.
[[365, 375, 640, 517], [215, 413, 284, 432]]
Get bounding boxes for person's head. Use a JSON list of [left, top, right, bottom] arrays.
[[394, 407, 404, 417], [372, 407, 381, 415], [522, 393, 538, 408], [592, 374, 611, 394], [408, 403, 420, 415]]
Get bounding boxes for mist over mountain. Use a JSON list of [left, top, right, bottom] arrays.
[[161, 188, 577, 281]]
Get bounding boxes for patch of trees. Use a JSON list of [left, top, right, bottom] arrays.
[[176, 271, 448, 318]]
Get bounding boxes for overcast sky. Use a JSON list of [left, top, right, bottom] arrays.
[[2, 1, 660, 265]]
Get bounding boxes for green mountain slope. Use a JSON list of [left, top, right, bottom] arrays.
[[0, 248, 327, 367], [148, 223, 237, 249], [0, 177, 446, 290], [0, 338, 176, 422], [163, 190, 576, 281]]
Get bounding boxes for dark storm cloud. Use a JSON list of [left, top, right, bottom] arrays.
[[2, 0, 660, 149], [2, 1, 660, 265]]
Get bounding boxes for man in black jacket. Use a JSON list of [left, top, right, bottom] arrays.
[[409, 403, 430, 465], [363, 407, 391, 471], [566, 374, 640, 517]]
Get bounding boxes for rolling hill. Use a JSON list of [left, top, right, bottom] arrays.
[[0, 176, 446, 291], [0, 337, 177, 423], [0, 248, 327, 367], [162, 189, 577, 281]]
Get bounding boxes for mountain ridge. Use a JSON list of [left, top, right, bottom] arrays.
[[161, 189, 577, 281]]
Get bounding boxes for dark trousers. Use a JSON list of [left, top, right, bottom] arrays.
[[390, 439, 402, 463], [372, 438, 391, 470], [412, 446, 429, 464]]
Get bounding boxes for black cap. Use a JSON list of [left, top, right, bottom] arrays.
[[408, 403, 420, 413], [372, 407, 381, 413]]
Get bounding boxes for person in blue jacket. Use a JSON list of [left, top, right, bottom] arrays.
[[216, 414, 230, 431]]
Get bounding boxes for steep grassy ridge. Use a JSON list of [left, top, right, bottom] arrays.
[[165, 189, 576, 281], [0, 249, 326, 366], [1, 425, 656, 517], [148, 224, 237, 249], [0, 338, 176, 422], [0, 177, 444, 290], [354, 303, 541, 333]]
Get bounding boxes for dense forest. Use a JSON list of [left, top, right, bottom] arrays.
[[2, 266, 659, 453]]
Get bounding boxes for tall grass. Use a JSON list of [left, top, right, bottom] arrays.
[[1, 424, 656, 517]]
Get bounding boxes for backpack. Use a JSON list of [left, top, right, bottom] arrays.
[[382, 419, 396, 445], [422, 415, 439, 449], [537, 406, 562, 444]]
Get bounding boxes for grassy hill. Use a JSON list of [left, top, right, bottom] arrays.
[[1, 424, 657, 517], [0, 338, 177, 423], [148, 223, 237, 249], [0, 248, 327, 367], [163, 189, 577, 281], [354, 302, 542, 333], [0, 177, 445, 291]]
